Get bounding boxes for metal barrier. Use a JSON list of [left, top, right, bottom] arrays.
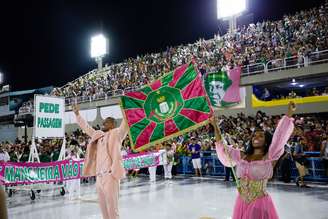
[[63, 87, 139, 106], [241, 63, 265, 75], [308, 49, 328, 65], [264, 56, 305, 73], [265, 58, 284, 72], [176, 154, 328, 182]]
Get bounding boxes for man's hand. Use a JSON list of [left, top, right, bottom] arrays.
[[287, 101, 296, 118], [209, 116, 217, 125], [72, 104, 80, 116]]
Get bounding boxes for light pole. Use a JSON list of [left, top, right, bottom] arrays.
[[90, 34, 108, 70], [0, 72, 3, 85], [217, 0, 247, 33]]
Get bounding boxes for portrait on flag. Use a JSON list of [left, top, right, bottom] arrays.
[[204, 67, 241, 108]]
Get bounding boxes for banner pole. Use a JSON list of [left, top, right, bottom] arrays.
[[58, 138, 66, 161], [28, 94, 40, 163]]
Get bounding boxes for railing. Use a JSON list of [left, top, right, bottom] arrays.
[[240, 49, 328, 75], [308, 49, 328, 65], [63, 86, 145, 106], [176, 154, 328, 182], [64, 89, 126, 105], [241, 63, 266, 76]]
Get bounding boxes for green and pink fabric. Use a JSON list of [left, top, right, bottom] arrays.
[[204, 67, 241, 108], [121, 62, 213, 151]]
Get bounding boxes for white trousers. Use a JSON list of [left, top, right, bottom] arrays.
[[164, 162, 173, 179], [67, 179, 81, 200], [148, 166, 157, 182]]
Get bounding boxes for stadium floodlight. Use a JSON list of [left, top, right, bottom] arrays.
[[90, 34, 108, 70], [217, 0, 247, 33], [0, 72, 3, 84], [217, 0, 246, 19], [90, 34, 107, 58]]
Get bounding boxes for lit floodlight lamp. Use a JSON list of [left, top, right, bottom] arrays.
[[0, 72, 3, 84], [90, 34, 108, 58], [217, 0, 246, 19]]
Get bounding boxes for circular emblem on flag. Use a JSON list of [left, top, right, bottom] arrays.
[[144, 86, 184, 123]]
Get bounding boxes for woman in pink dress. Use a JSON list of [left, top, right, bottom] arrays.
[[209, 102, 296, 219]]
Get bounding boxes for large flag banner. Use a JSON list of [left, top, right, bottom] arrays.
[[204, 67, 241, 108], [121, 62, 213, 151]]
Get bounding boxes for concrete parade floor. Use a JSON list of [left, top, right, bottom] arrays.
[[7, 176, 328, 219]]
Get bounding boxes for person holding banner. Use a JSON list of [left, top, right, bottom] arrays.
[[66, 146, 81, 200], [148, 146, 158, 182], [163, 143, 174, 180], [0, 186, 8, 219], [0, 146, 8, 219], [210, 102, 296, 219], [73, 104, 128, 219]]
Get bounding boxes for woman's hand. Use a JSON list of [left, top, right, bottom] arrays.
[[209, 116, 222, 142], [287, 101, 296, 118]]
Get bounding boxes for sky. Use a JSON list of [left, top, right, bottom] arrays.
[[0, 0, 325, 91]]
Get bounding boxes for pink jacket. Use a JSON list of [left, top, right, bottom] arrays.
[[76, 115, 128, 180]]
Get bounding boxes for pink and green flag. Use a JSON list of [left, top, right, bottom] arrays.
[[121, 62, 213, 152]]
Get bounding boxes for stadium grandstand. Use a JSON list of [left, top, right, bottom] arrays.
[[1, 1, 328, 218]]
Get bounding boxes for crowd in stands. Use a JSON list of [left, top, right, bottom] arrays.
[[51, 1, 328, 100], [1, 112, 327, 160], [258, 86, 328, 101], [1, 112, 328, 184]]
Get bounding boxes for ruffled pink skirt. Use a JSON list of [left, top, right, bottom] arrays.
[[232, 194, 279, 219]]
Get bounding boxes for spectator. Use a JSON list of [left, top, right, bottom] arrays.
[[293, 138, 310, 187], [0, 146, 10, 162], [262, 88, 271, 101], [288, 90, 297, 99], [310, 87, 320, 96], [279, 141, 294, 183], [322, 87, 328, 96], [320, 133, 328, 177], [188, 137, 202, 177]]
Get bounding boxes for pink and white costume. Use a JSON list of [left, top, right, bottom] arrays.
[[216, 115, 294, 219]]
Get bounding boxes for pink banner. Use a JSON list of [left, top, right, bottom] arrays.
[[0, 159, 83, 186], [0, 151, 163, 186]]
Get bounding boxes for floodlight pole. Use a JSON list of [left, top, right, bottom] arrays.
[[228, 15, 237, 33], [95, 56, 103, 70], [0, 72, 3, 85]]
